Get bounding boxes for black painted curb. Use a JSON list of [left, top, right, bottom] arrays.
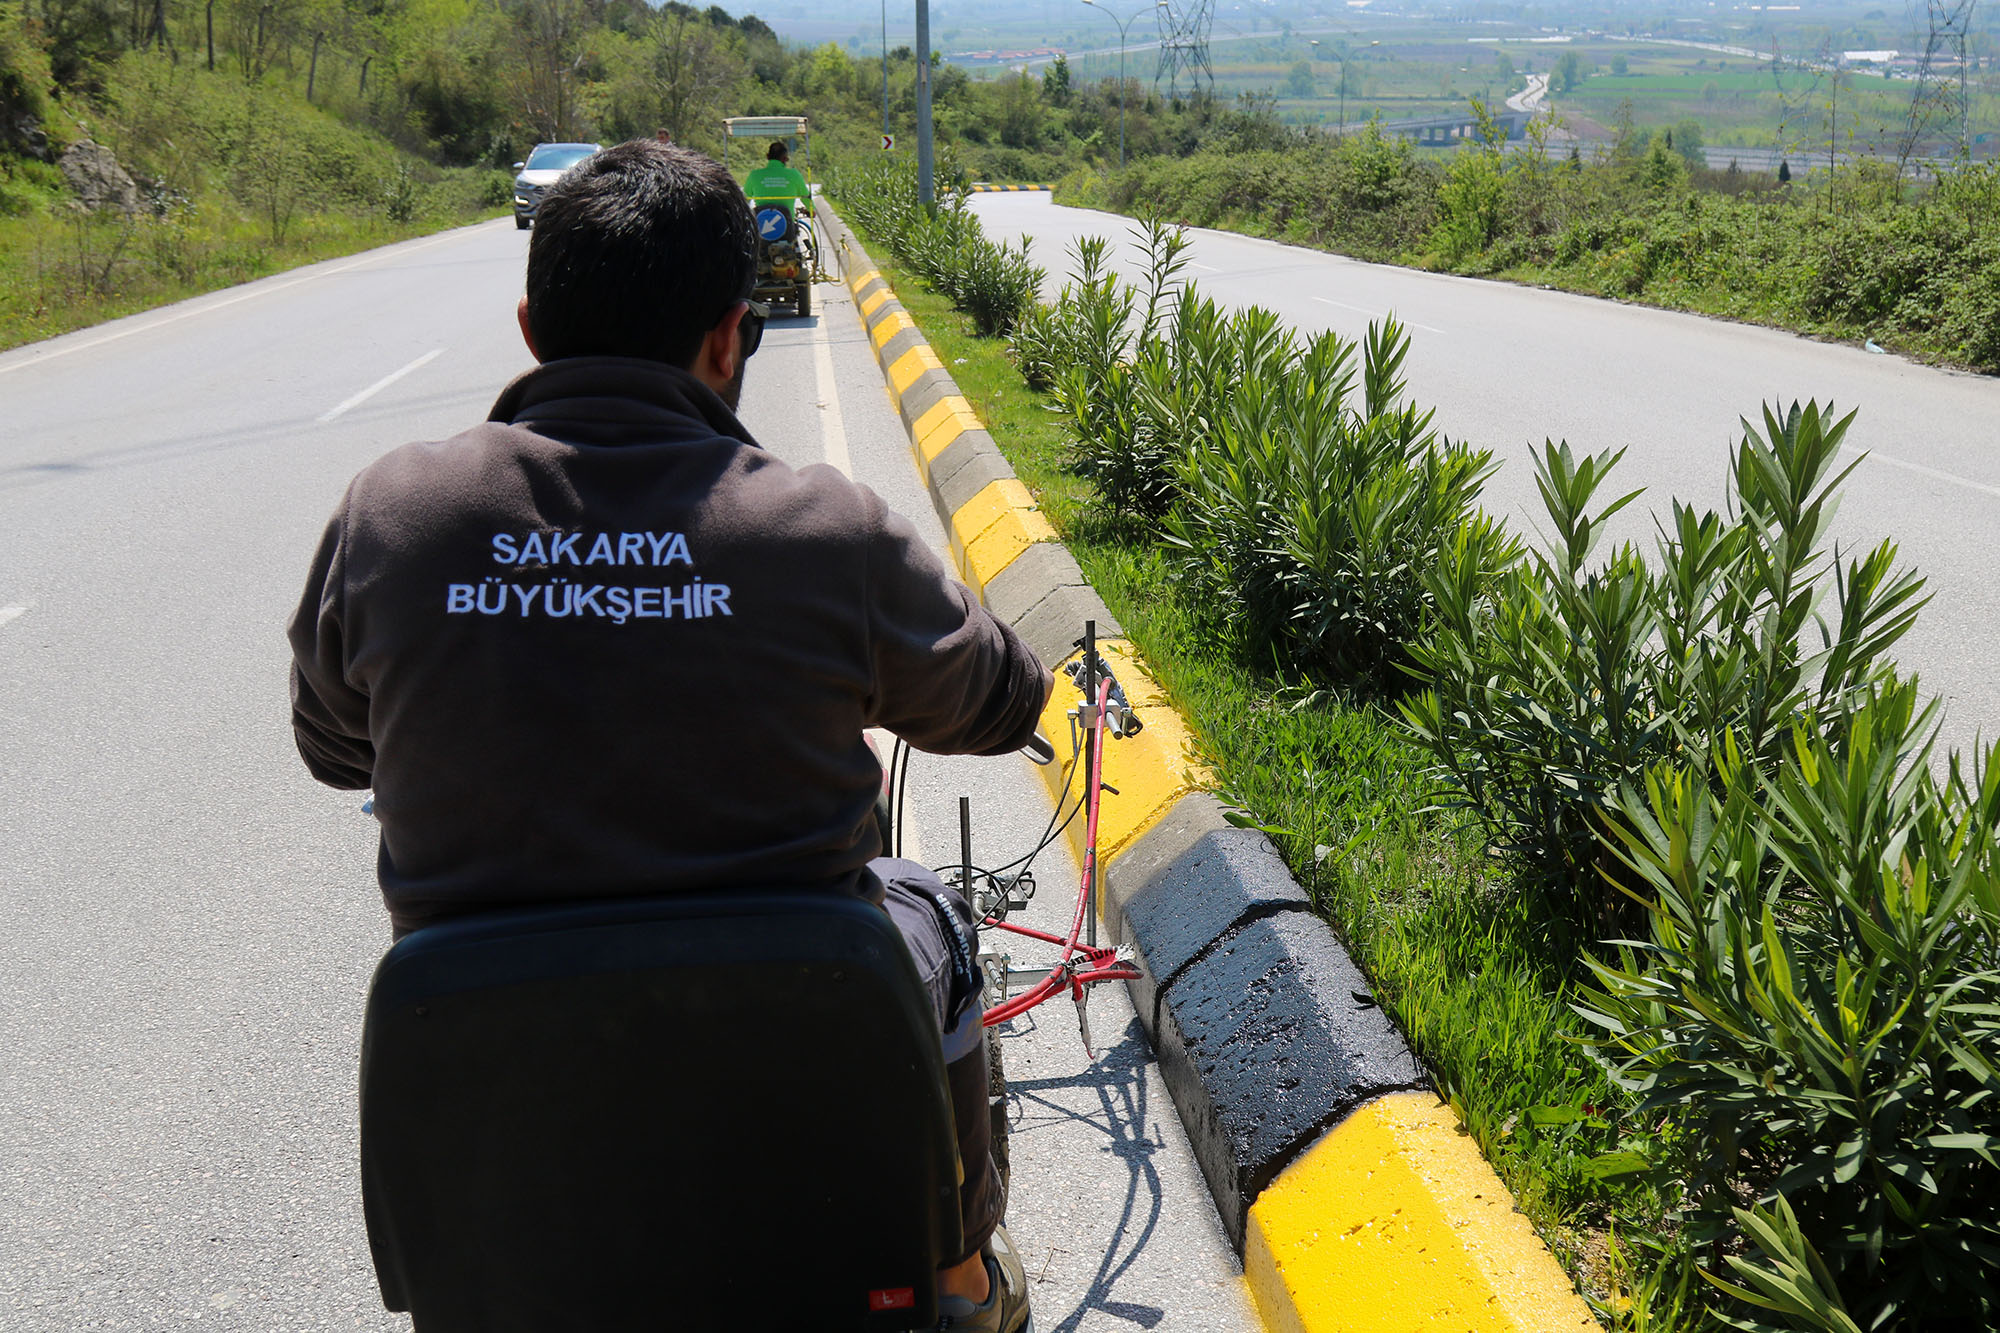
[[820, 202, 1431, 1256]]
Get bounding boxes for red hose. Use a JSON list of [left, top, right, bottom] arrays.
[[982, 679, 1122, 1027]]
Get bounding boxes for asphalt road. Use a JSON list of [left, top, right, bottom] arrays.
[[973, 192, 2000, 760], [0, 220, 1251, 1330]]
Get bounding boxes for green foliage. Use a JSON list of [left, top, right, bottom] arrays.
[[1079, 114, 2000, 374], [1045, 218, 1194, 523], [1166, 316, 1512, 692], [829, 153, 1043, 338], [0, 48, 502, 350], [883, 190, 1998, 1324], [1403, 402, 1928, 937], [1, 1, 55, 129], [1580, 687, 2000, 1329], [1430, 135, 1508, 266], [869, 269, 1624, 1279]]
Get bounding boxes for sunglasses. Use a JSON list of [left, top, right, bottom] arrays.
[[738, 300, 769, 359]]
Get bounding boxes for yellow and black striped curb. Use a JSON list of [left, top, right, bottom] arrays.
[[820, 203, 1598, 1333], [966, 183, 1052, 192]]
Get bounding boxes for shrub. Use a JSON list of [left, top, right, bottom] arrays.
[[1580, 682, 2000, 1330], [830, 155, 1040, 337], [953, 234, 1042, 337], [1403, 402, 1929, 936], [1053, 218, 1193, 522], [1167, 317, 1512, 692]]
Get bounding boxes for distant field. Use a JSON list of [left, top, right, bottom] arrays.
[[1006, 23, 1996, 161]]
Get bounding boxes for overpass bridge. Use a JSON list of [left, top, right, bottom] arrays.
[[1333, 104, 1533, 144]]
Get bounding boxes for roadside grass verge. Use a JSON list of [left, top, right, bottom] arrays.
[[851, 224, 1641, 1308], [0, 50, 511, 353], [0, 205, 506, 352]]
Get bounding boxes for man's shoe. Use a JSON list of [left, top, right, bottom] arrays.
[[937, 1224, 1032, 1332]]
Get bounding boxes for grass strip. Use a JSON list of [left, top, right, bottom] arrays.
[[0, 207, 507, 353], [846, 221, 1639, 1308]]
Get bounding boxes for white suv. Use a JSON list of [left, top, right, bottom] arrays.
[[512, 143, 602, 229]]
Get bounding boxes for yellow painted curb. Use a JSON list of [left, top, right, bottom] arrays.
[[887, 344, 945, 399], [859, 287, 893, 319], [1245, 1093, 1599, 1333], [948, 478, 1037, 569], [850, 268, 882, 294], [1032, 641, 1206, 868], [914, 398, 983, 473], [961, 504, 1057, 594], [870, 310, 915, 351]]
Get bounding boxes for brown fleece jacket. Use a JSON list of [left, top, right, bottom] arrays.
[[289, 356, 1049, 933]]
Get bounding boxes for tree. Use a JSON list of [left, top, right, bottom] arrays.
[[1552, 50, 1583, 95], [1042, 52, 1069, 107], [1638, 130, 1687, 190], [1778, 157, 1792, 182], [1611, 52, 1629, 76], [499, 0, 593, 141], [643, 6, 743, 145], [1670, 117, 1705, 166], [994, 70, 1041, 148], [1285, 58, 1312, 99]]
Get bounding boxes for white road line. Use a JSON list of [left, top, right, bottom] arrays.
[[811, 308, 852, 477], [0, 605, 26, 629], [1312, 295, 1445, 334], [0, 225, 487, 378], [318, 349, 446, 423], [1843, 444, 2000, 502], [1189, 262, 1220, 271]]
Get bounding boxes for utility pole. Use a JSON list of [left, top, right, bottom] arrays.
[[1080, 0, 1164, 169], [916, 0, 933, 206], [882, 0, 890, 135]]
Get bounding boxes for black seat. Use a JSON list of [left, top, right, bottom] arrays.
[[358, 891, 963, 1332]]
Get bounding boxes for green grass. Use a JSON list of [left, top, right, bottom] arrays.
[[846, 215, 1647, 1313], [0, 49, 511, 353], [0, 204, 505, 352]]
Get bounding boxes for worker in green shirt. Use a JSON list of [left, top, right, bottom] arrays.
[[743, 141, 812, 219]]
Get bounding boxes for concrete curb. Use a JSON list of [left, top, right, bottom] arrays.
[[820, 204, 1598, 1333]]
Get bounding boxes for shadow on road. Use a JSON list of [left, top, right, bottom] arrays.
[[1002, 1015, 1171, 1331]]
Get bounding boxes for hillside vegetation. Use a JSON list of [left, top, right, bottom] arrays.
[[1066, 109, 2000, 375], [0, 0, 1303, 348]]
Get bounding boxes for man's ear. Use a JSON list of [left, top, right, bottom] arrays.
[[690, 303, 747, 395], [516, 296, 541, 362]]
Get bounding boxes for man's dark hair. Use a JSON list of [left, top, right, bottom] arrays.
[[525, 141, 755, 368], [767, 141, 789, 162]]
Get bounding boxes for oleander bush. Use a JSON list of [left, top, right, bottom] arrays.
[[1402, 402, 1929, 940], [1042, 221, 1187, 522], [829, 154, 1043, 338], [1166, 316, 1514, 692], [1581, 682, 2000, 1331]]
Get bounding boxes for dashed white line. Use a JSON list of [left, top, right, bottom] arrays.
[[810, 310, 853, 477], [318, 349, 446, 423], [1312, 295, 1445, 334], [0, 605, 27, 629], [1188, 262, 1220, 272], [0, 225, 485, 378]]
